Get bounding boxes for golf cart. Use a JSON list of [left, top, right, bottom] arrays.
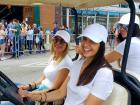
[[0, 0, 140, 105]]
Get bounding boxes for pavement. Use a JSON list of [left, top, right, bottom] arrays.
[[0, 49, 76, 85]]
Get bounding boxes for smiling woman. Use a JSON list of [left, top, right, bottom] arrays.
[[1, 30, 73, 105], [105, 13, 140, 74], [20, 23, 114, 105], [19, 30, 72, 91]]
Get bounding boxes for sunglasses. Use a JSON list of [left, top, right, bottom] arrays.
[[117, 24, 128, 30], [52, 37, 66, 44]]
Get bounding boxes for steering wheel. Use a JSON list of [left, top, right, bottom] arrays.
[[0, 71, 30, 105]]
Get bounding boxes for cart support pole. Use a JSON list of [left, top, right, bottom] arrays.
[[71, 8, 79, 61]]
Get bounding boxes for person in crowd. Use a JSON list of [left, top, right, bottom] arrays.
[[38, 27, 46, 53], [53, 22, 59, 35], [0, 23, 6, 60], [20, 23, 27, 54], [33, 23, 39, 49], [20, 24, 113, 105], [108, 27, 115, 50], [10, 19, 21, 58], [45, 28, 51, 45], [22, 20, 28, 30], [26, 25, 34, 54], [59, 25, 65, 30], [7, 20, 14, 53], [105, 13, 140, 74]]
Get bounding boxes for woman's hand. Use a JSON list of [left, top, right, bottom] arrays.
[[19, 85, 29, 90], [25, 92, 42, 101], [75, 45, 83, 55], [19, 89, 42, 101], [18, 88, 29, 100]]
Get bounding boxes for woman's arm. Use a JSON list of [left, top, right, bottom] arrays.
[[21, 76, 69, 102], [42, 76, 69, 102], [84, 68, 113, 105], [51, 68, 69, 89], [105, 51, 122, 63], [19, 73, 45, 90], [75, 45, 84, 56], [10, 28, 17, 32], [84, 94, 104, 105]]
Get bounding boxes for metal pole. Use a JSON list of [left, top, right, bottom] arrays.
[[107, 11, 109, 31], [121, 0, 140, 96], [66, 8, 70, 28], [71, 8, 79, 61]]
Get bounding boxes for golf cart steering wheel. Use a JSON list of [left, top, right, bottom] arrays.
[[0, 71, 30, 105]]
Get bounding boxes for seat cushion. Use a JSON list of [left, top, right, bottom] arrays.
[[103, 82, 129, 105]]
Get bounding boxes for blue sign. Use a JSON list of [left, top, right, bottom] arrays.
[[77, 9, 122, 17]]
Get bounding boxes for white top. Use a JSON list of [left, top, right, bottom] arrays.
[[64, 59, 113, 105], [42, 55, 73, 88], [26, 29, 34, 40], [115, 37, 140, 74]]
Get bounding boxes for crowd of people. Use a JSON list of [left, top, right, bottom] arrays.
[[0, 19, 72, 61], [0, 19, 47, 60]]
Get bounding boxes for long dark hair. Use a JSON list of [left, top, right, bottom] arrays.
[[132, 23, 140, 37], [77, 42, 112, 86], [118, 23, 140, 43]]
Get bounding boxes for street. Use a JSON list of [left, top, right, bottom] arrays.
[[0, 50, 76, 85]]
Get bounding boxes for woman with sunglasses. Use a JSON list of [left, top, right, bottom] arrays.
[[1, 30, 72, 105], [105, 13, 140, 74], [20, 24, 113, 105], [19, 30, 72, 93]]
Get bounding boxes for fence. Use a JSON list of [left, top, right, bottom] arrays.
[[2, 34, 115, 58], [3, 34, 77, 58]]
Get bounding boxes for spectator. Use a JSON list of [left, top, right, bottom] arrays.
[[33, 23, 39, 49], [20, 23, 27, 54], [38, 27, 46, 52], [26, 25, 34, 54], [0, 23, 6, 60], [45, 28, 51, 45], [11, 19, 21, 57], [53, 23, 59, 35], [7, 21, 14, 53]]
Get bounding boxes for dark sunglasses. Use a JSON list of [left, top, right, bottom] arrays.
[[52, 37, 66, 44], [117, 24, 128, 30]]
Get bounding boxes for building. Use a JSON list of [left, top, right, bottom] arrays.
[[62, 2, 140, 34], [0, 4, 56, 31]]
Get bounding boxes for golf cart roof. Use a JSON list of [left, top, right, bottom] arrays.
[[0, 0, 128, 7]]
